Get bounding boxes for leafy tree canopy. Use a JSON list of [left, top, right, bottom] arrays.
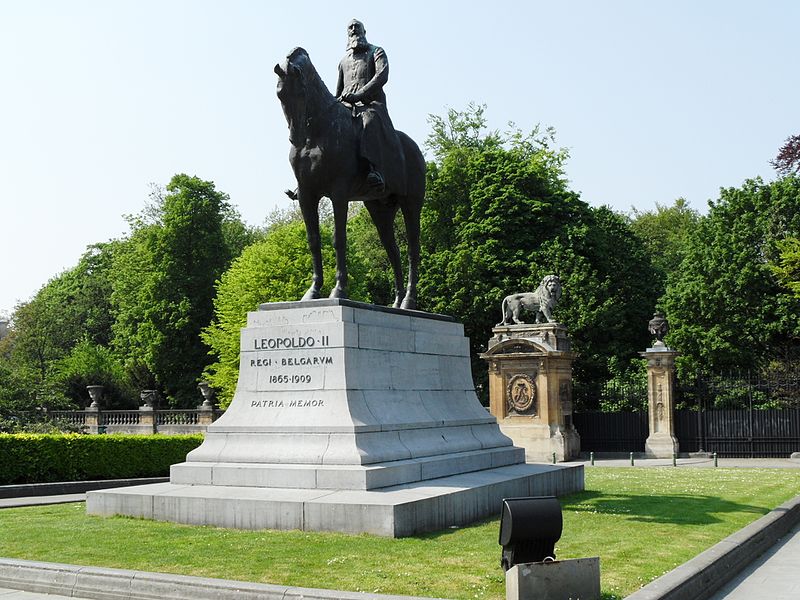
[[1, 174, 262, 413], [418, 105, 659, 404], [664, 176, 800, 375], [111, 174, 237, 406], [771, 236, 800, 297], [0, 241, 121, 409], [628, 198, 700, 296], [771, 134, 800, 177]]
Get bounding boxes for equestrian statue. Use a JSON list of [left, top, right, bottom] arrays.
[[275, 19, 426, 310]]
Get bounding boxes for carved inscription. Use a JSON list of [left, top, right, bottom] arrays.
[[249, 356, 334, 368], [253, 335, 330, 350], [250, 398, 324, 408], [246, 332, 334, 392], [242, 318, 339, 409]]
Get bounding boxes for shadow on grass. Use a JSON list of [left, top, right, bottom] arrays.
[[560, 490, 766, 525], [411, 487, 767, 541]]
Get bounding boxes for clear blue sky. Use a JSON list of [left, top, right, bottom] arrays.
[[1, 1, 798, 315]]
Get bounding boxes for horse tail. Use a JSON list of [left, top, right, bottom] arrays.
[[397, 130, 426, 201]]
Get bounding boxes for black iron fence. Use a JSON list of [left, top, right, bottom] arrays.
[[575, 408, 800, 458], [675, 408, 800, 458], [574, 370, 800, 457], [572, 410, 648, 453], [676, 370, 800, 410]]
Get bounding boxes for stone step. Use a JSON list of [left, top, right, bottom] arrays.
[[88, 463, 585, 537], [170, 445, 525, 490]]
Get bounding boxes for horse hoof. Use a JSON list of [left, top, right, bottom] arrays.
[[328, 286, 347, 299], [400, 297, 417, 311], [301, 288, 321, 301]]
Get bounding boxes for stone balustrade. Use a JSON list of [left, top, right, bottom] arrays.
[[46, 406, 221, 434]]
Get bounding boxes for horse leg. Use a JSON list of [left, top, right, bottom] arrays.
[[364, 200, 404, 308], [299, 194, 323, 300], [400, 200, 422, 310], [328, 199, 349, 299]]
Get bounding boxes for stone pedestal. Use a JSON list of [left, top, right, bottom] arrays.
[[481, 324, 580, 462], [88, 299, 583, 536], [506, 558, 600, 600], [84, 406, 100, 434], [642, 344, 679, 458], [197, 405, 215, 427], [137, 406, 157, 435]]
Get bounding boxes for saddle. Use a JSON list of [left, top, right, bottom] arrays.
[[347, 102, 407, 198]]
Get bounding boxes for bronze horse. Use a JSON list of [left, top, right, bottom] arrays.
[[274, 47, 425, 310]]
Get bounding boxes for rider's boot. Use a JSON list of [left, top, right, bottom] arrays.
[[366, 167, 385, 193]]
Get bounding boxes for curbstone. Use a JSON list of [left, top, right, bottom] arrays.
[[0, 558, 440, 600], [624, 493, 800, 600], [0, 478, 169, 499]]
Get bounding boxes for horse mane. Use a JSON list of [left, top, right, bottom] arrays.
[[287, 47, 336, 112]]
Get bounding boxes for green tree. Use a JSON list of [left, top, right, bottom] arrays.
[[1, 177, 255, 411], [629, 198, 700, 295], [346, 206, 407, 307], [202, 219, 369, 407], [109, 223, 160, 392], [772, 236, 800, 296], [664, 176, 800, 375], [0, 240, 127, 409], [419, 105, 659, 405], [111, 174, 235, 406], [53, 339, 134, 409], [7, 243, 118, 373]]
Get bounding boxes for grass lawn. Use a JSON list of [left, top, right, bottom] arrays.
[[1, 467, 799, 600]]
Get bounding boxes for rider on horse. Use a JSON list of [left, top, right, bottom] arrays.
[[335, 19, 405, 197], [285, 20, 405, 202]]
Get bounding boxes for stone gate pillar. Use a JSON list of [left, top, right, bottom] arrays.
[[642, 341, 679, 458], [481, 324, 580, 462]]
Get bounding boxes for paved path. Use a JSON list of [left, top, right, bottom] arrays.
[[0, 494, 85, 509], [0, 588, 87, 600], [708, 522, 800, 600]]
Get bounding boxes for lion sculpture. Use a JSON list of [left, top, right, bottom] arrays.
[[497, 275, 562, 326]]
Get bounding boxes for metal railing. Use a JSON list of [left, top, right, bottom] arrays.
[[575, 370, 800, 457]]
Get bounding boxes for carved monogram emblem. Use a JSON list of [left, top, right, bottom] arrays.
[[506, 373, 536, 415]]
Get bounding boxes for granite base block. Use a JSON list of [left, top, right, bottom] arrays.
[[506, 557, 601, 600], [88, 463, 584, 537]]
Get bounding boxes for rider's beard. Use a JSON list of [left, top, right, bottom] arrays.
[[347, 33, 369, 51]]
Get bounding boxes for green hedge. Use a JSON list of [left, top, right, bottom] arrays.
[[0, 434, 204, 484]]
